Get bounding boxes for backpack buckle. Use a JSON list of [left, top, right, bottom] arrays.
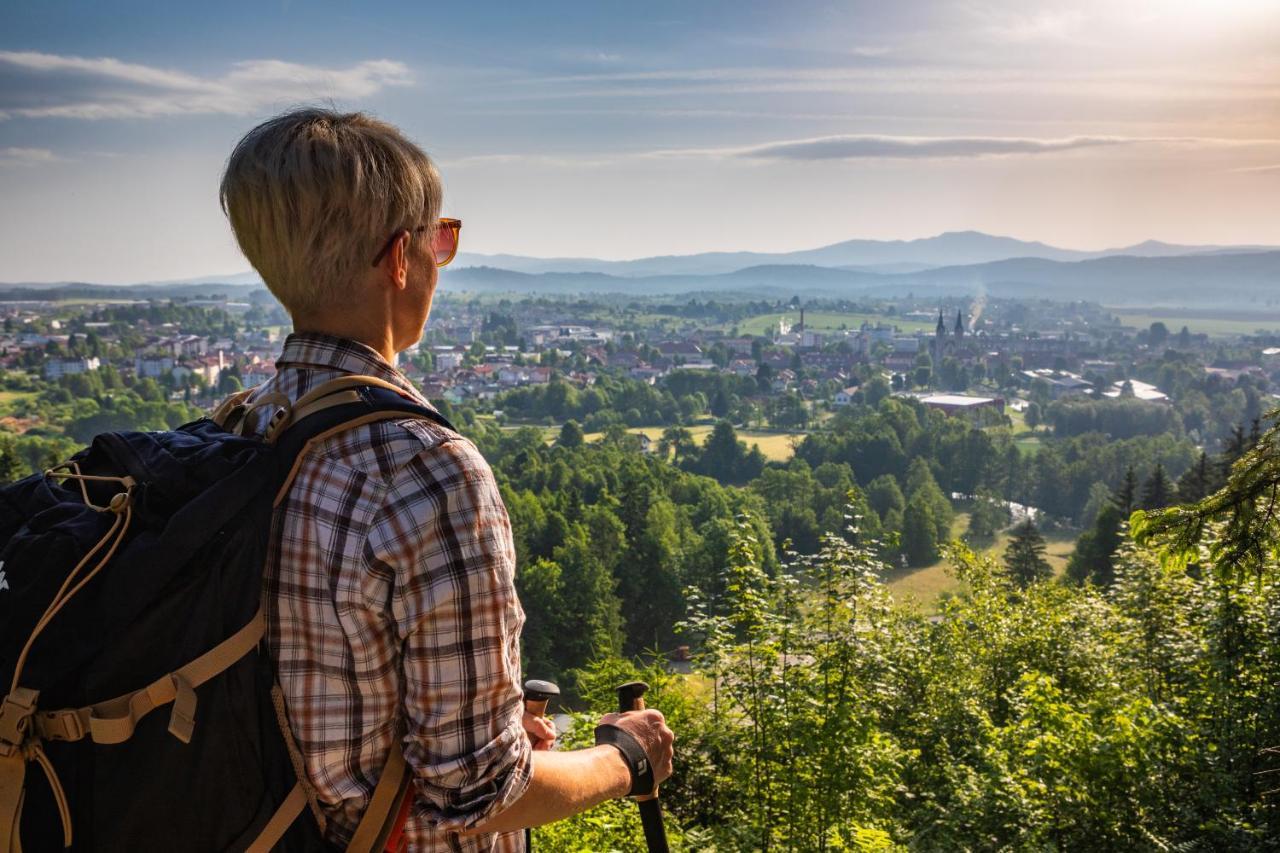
[[0, 687, 40, 756]]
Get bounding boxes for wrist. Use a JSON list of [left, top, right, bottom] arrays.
[[591, 744, 633, 799]]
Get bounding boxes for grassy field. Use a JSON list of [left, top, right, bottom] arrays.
[[1002, 406, 1044, 456], [0, 390, 37, 415], [1108, 307, 1280, 338], [576, 424, 803, 462], [735, 310, 934, 337], [884, 512, 1076, 609]]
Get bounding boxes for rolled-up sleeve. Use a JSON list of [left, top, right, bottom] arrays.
[[365, 434, 531, 833]]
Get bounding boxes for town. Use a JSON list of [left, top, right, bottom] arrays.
[[3, 287, 1273, 450]]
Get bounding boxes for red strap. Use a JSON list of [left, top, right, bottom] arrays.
[[383, 790, 414, 853]]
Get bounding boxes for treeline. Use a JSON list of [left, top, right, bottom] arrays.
[[469, 422, 777, 683], [1043, 349, 1267, 446], [494, 373, 766, 431]]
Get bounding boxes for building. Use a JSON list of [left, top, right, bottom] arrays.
[[920, 393, 1005, 419], [1103, 380, 1168, 403], [44, 356, 101, 379], [932, 309, 966, 364], [135, 355, 176, 379], [1021, 369, 1093, 399], [833, 385, 861, 407]]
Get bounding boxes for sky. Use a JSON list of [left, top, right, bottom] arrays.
[[1, 0, 1279, 283]]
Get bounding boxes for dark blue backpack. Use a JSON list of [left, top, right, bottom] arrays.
[[0, 377, 454, 852]]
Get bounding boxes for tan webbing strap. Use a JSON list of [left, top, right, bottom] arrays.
[[263, 390, 362, 444], [346, 744, 411, 853], [262, 374, 421, 447], [290, 374, 412, 412], [273, 411, 450, 507], [34, 610, 265, 747], [243, 782, 308, 853], [211, 387, 256, 431], [270, 684, 326, 833]]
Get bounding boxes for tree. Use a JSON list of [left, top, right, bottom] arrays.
[[1113, 465, 1139, 516], [864, 376, 890, 407], [1067, 503, 1124, 587], [557, 419, 584, 449], [965, 490, 1009, 545], [902, 494, 939, 566], [1003, 518, 1051, 587], [0, 435, 24, 483], [866, 474, 905, 521], [1025, 401, 1042, 432], [1176, 451, 1214, 503], [1148, 321, 1169, 348], [1140, 463, 1171, 509]]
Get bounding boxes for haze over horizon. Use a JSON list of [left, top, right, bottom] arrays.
[[2, 0, 1279, 284]]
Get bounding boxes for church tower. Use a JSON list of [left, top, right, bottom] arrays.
[[954, 309, 965, 339]]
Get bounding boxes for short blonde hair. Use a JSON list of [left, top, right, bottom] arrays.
[[220, 108, 442, 315]]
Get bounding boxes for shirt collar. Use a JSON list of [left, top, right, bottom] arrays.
[[276, 331, 422, 399]]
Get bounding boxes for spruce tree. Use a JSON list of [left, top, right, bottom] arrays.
[[1177, 452, 1213, 503], [1114, 466, 1139, 516], [1141, 463, 1171, 510], [1004, 518, 1052, 588]]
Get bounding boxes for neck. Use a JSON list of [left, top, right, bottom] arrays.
[[292, 313, 396, 363]]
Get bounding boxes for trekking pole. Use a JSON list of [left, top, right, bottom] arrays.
[[522, 679, 560, 853], [616, 681, 670, 853]]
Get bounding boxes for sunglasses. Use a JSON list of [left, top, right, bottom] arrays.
[[370, 217, 462, 268]]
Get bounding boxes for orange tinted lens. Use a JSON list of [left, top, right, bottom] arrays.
[[432, 221, 459, 265]]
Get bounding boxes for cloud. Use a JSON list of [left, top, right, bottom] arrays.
[[649, 134, 1151, 161], [0, 146, 58, 166], [0, 51, 413, 120], [1227, 163, 1280, 174]]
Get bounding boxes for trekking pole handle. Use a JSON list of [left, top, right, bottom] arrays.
[[522, 680, 559, 853], [615, 681, 670, 853], [523, 678, 559, 721]]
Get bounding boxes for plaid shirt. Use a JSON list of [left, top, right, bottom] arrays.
[[242, 333, 530, 852]]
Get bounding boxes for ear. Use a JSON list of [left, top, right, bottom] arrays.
[[381, 230, 411, 291]]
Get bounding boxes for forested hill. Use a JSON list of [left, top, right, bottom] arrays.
[[440, 250, 1280, 307]]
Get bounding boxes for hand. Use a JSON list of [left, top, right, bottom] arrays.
[[522, 709, 557, 750], [597, 709, 675, 786]]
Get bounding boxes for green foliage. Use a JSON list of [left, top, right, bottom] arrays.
[[0, 434, 24, 484], [1002, 518, 1052, 587], [964, 490, 1009, 545], [557, 513, 1280, 850]]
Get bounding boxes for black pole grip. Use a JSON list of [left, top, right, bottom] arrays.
[[614, 681, 669, 853], [616, 680, 649, 713]]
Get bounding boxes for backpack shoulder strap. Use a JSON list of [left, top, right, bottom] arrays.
[[256, 375, 441, 849], [267, 374, 457, 507]]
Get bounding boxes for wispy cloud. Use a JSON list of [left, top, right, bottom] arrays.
[[495, 64, 1280, 103], [646, 134, 1219, 161], [0, 146, 58, 166], [440, 134, 1280, 168], [0, 51, 413, 120], [1226, 163, 1280, 174]]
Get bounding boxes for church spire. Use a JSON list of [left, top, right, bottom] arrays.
[[936, 309, 946, 336], [954, 309, 965, 337]]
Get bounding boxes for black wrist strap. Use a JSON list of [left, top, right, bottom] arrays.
[[594, 723, 655, 798]]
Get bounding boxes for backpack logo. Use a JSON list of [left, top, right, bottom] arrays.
[[0, 561, 7, 592]]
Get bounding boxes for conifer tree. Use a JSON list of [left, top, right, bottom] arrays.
[[1004, 518, 1052, 587], [1114, 465, 1139, 515], [1177, 451, 1213, 503], [1141, 463, 1171, 510]]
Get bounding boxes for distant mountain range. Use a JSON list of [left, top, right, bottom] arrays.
[[3, 231, 1277, 308], [453, 231, 1279, 277], [439, 250, 1280, 308]]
